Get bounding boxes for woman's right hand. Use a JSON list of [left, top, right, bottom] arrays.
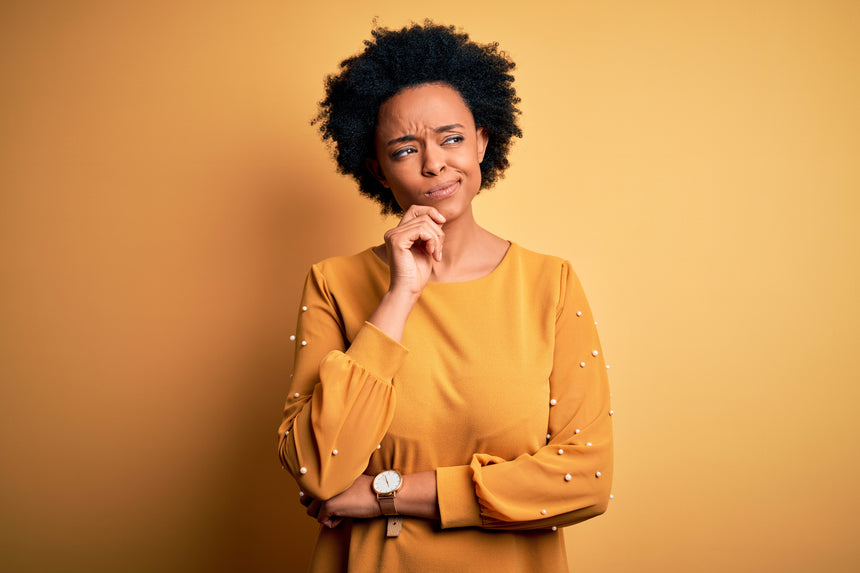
[[367, 205, 445, 342], [383, 205, 446, 296]]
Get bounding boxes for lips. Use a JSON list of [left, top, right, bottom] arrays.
[[425, 180, 459, 199]]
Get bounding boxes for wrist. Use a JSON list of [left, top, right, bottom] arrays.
[[372, 468, 403, 538], [368, 290, 420, 342], [383, 287, 421, 306]]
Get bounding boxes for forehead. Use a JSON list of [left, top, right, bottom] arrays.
[[376, 83, 475, 135]]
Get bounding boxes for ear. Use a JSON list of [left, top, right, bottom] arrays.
[[365, 158, 389, 188], [476, 127, 489, 163]]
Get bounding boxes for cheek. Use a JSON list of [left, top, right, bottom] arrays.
[[456, 151, 483, 173], [384, 163, 419, 187], [381, 169, 412, 194], [388, 188, 414, 212]]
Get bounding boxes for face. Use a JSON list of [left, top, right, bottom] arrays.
[[367, 83, 489, 220]]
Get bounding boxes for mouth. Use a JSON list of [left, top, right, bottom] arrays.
[[425, 180, 459, 199]]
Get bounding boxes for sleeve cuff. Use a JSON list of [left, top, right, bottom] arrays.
[[436, 465, 483, 529], [344, 321, 409, 382]]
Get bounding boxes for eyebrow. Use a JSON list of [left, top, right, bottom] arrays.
[[386, 123, 465, 146]]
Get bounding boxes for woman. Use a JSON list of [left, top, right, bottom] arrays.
[[278, 22, 613, 572]]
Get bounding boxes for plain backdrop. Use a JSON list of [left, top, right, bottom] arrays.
[[1, 1, 858, 571]]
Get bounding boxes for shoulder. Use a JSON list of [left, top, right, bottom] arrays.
[[310, 248, 379, 278], [304, 248, 385, 297], [507, 244, 586, 314], [510, 243, 569, 269], [508, 243, 575, 284]]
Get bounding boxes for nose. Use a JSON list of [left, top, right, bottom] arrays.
[[422, 144, 446, 176]]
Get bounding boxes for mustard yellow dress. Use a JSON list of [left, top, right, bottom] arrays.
[[278, 243, 613, 572]]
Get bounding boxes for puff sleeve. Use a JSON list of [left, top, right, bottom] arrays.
[[436, 261, 613, 530], [277, 265, 408, 500]]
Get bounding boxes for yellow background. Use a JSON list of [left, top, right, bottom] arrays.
[[2, 1, 858, 571]]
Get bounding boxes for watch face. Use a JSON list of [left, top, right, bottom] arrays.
[[373, 470, 402, 494]]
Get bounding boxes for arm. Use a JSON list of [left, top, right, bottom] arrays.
[[277, 265, 408, 500], [306, 471, 439, 529], [436, 261, 613, 530], [278, 205, 446, 501]]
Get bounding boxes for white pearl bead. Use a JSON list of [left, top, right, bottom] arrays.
[[377, 444, 382, 450], [289, 335, 295, 341], [564, 473, 572, 481], [299, 467, 307, 474], [609, 410, 614, 416], [546, 433, 552, 440], [541, 509, 547, 515], [592, 350, 599, 356], [587, 442, 593, 447], [302, 305, 308, 311], [606, 365, 610, 369], [576, 311, 582, 317], [293, 392, 300, 398], [557, 449, 564, 455], [580, 362, 586, 368], [552, 526, 558, 531], [574, 429, 580, 434], [285, 430, 289, 436], [595, 471, 601, 478], [332, 449, 338, 456], [299, 491, 305, 497], [550, 398, 557, 406], [281, 465, 285, 470], [609, 494, 614, 499], [301, 340, 307, 346]]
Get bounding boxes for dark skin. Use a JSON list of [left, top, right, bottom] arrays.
[[305, 83, 509, 528]]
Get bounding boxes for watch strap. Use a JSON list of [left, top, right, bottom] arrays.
[[378, 494, 398, 516], [386, 516, 402, 537]]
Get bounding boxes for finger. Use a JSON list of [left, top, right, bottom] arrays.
[[427, 208, 447, 225], [306, 499, 322, 519], [323, 517, 344, 529], [385, 219, 435, 244], [412, 230, 443, 261], [413, 227, 444, 261], [391, 217, 443, 241], [400, 205, 446, 226], [317, 504, 334, 525], [433, 231, 444, 261], [414, 229, 438, 247], [387, 222, 444, 255], [402, 218, 445, 240]]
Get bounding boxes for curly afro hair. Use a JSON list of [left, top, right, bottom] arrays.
[[313, 21, 523, 215]]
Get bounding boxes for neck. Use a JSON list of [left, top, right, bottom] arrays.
[[430, 208, 509, 283], [435, 208, 482, 268]]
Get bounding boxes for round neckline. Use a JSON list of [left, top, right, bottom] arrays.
[[369, 241, 515, 286]]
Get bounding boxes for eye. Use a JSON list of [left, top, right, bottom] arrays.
[[391, 146, 417, 159], [443, 135, 464, 145]]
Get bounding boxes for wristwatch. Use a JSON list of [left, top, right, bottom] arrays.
[[372, 470, 403, 516]]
